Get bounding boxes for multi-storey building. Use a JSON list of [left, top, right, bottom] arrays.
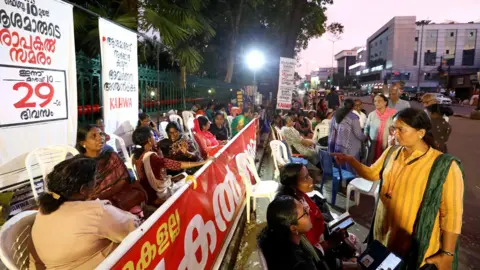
[[355, 16, 480, 99]]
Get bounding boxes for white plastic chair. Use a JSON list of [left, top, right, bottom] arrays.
[[345, 178, 380, 211], [106, 133, 136, 180], [269, 140, 289, 179], [313, 123, 329, 150], [169, 114, 184, 132], [0, 210, 38, 270], [25, 145, 79, 200], [185, 117, 196, 140], [274, 126, 284, 140], [159, 121, 169, 139], [130, 154, 139, 180], [236, 153, 279, 223], [182, 111, 195, 130]]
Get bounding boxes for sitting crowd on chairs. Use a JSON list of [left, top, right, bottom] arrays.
[[1, 102, 261, 269]]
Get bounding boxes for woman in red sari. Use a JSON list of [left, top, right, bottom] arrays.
[[193, 116, 224, 159]]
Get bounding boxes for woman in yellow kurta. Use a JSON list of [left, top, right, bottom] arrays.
[[333, 108, 464, 270]]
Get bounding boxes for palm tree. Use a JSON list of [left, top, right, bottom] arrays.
[[140, 0, 215, 88]]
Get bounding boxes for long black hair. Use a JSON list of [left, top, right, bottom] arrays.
[[426, 104, 454, 117], [277, 163, 304, 200], [257, 195, 300, 269], [132, 126, 153, 160], [394, 108, 438, 150], [137, 113, 150, 129], [197, 116, 209, 131], [38, 157, 97, 214], [75, 124, 98, 153], [334, 98, 355, 124]]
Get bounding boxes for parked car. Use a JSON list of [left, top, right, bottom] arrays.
[[433, 93, 452, 105]]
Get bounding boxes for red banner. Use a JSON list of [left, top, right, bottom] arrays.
[[98, 119, 258, 270]]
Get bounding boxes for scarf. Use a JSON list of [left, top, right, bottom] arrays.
[[193, 118, 218, 146], [406, 154, 464, 270], [374, 107, 396, 160]]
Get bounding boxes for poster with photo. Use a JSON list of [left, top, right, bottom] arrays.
[[276, 57, 296, 110]]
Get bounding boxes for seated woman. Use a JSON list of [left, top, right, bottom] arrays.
[[281, 116, 320, 166], [231, 109, 253, 137], [30, 158, 139, 269], [158, 122, 203, 174], [133, 126, 208, 206], [138, 113, 161, 142], [295, 112, 313, 138], [257, 195, 329, 270], [76, 125, 146, 215], [276, 164, 361, 269], [209, 112, 230, 141], [193, 116, 223, 158]]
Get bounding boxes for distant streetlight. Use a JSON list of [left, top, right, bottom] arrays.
[[246, 50, 265, 85], [150, 91, 155, 97], [208, 89, 212, 94]]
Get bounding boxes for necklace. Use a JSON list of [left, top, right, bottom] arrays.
[[385, 146, 430, 199]]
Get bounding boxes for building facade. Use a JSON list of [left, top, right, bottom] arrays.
[[335, 49, 358, 77], [355, 16, 480, 98]]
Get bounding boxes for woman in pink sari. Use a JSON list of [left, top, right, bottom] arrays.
[[193, 116, 223, 159], [364, 94, 396, 165]]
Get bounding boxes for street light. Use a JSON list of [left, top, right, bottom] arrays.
[[246, 50, 265, 85]]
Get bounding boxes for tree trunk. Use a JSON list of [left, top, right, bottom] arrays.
[[180, 66, 187, 89], [224, 0, 245, 83], [281, 0, 306, 58]]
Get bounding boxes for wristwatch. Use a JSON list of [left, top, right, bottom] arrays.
[[441, 250, 455, 257]]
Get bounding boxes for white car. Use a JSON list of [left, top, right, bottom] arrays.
[[434, 93, 452, 105]]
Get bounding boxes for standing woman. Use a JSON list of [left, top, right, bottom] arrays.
[[365, 94, 396, 165], [328, 99, 366, 171], [426, 104, 452, 153], [332, 108, 464, 269]]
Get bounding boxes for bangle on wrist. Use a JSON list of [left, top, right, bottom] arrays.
[[441, 250, 454, 257]]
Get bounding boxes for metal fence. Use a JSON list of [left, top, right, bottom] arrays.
[[76, 52, 244, 124]]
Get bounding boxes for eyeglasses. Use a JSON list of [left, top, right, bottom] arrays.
[[297, 208, 309, 220]]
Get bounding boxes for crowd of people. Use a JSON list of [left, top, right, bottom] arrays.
[[259, 84, 464, 270], [28, 102, 263, 269]]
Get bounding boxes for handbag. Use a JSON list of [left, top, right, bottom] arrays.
[[110, 181, 147, 211]]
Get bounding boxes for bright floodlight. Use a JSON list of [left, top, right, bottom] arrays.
[[246, 50, 265, 71]]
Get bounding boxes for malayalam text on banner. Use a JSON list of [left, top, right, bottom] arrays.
[[99, 18, 139, 137], [276, 57, 296, 110]]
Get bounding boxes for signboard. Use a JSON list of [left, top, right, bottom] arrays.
[[99, 18, 138, 142], [276, 57, 296, 110], [98, 120, 258, 270], [0, 0, 77, 204]]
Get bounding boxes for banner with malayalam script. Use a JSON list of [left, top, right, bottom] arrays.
[[99, 18, 138, 144], [276, 57, 296, 110], [0, 0, 77, 193], [98, 119, 258, 270]]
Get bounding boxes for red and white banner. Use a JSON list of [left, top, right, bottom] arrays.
[[99, 18, 138, 145], [98, 119, 258, 270], [0, 0, 77, 195], [276, 57, 296, 110]]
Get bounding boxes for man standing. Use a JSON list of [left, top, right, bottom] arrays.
[[326, 88, 341, 109], [352, 99, 367, 129], [388, 82, 411, 111]]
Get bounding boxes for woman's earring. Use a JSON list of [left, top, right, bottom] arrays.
[[83, 145, 86, 148]]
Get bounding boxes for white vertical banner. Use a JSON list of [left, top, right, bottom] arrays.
[[276, 57, 296, 110], [0, 0, 77, 191], [98, 18, 138, 145]]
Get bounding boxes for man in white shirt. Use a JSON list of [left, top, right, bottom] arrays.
[[388, 83, 411, 111], [353, 99, 367, 129]]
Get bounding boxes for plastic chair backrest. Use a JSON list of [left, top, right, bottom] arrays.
[[106, 133, 130, 162], [129, 154, 139, 179], [169, 114, 184, 132], [235, 153, 260, 189], [182, 111, 194, 130], [159, 121, 169, 139], [25, 145, 79, 200], [319, 150, 333, 177], [313, 123, 329, 142], [275, 126, 284, 140], [0, 210, 38, 270], [270, 140, 289, 167]]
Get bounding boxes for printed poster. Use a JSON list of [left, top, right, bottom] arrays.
[[99, 18, 138, 142], [276, 57, 296, 110], [0, 0, 77, 202]]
